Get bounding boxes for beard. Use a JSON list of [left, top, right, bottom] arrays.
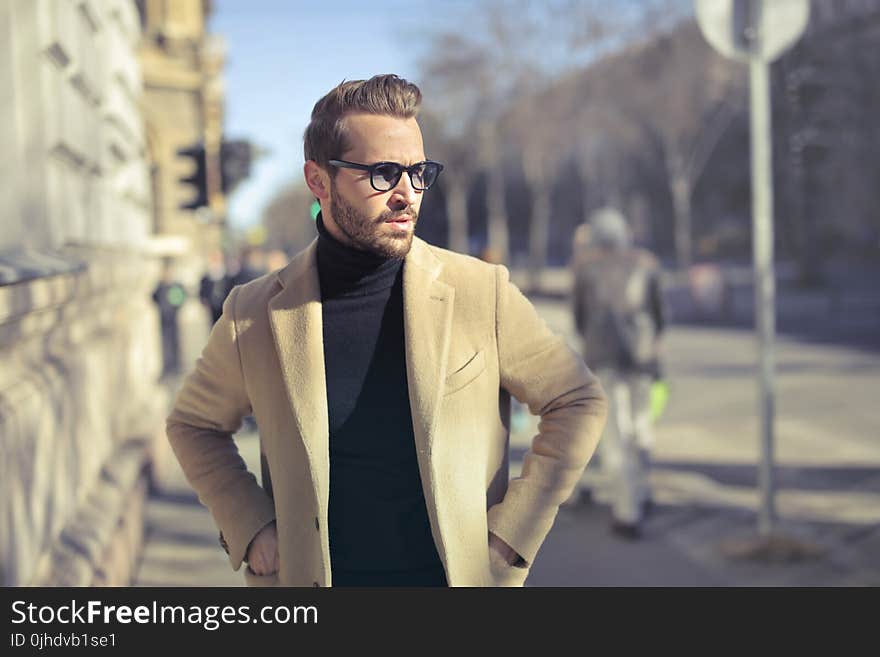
[[328, 182, 418, 260]]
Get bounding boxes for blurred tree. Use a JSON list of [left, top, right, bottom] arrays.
[[774, 0, 880, 284], [418, 110, 474, 255], [603, 22, 745, 270], [418, 12, 513, 261], [419, 0, 693, 268], [504, 78, 576, 288]]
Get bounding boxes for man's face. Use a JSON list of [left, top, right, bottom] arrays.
[[324, 113, 426, 259]]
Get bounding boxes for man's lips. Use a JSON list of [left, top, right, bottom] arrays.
[[383, 215, 414, 232]]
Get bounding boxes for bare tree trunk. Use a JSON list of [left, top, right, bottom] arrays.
[[480, 121, 508, 263], [445, 174, 469, 254], [781, 61, 824, 287], [582, 181, 592, 226], [523, 149, 550, 291], [528, 186, 551, 292], [486, 166, 509, 264], [576, 157, 594, 226], [670, 165, 693, 270], [608, 185, 625, 212]]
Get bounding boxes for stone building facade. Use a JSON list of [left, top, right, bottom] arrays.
[[0, 0, 165, 586]]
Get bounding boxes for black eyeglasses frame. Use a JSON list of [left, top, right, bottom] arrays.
[[327, 159, 444, 192]]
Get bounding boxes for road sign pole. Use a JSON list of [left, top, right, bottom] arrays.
[[749, 56, 776, 536], [696, 0, 814, 557]]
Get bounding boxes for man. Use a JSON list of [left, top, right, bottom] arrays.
[[152, 261, 187, 379], [198, 250, 230, 326], [167, 74, 607, 587], [572, 207, 666, 539], [228, 246, 266, 289]]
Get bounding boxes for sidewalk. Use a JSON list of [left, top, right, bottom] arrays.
[[134, 417, 259, 587]]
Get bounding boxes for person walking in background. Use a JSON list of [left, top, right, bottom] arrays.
[[152, 261, 187, 380], [199, 250, 231, 326], [165, 74, 607, 587], [572, 207, 666, 539], [229, 246, 266, 288]]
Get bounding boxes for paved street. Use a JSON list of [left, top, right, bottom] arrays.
[[135, 297, 880, 587]]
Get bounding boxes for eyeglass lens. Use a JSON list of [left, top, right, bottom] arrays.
[[372, 163, 439, 191]]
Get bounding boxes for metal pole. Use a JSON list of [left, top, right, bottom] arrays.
[[749, 55, 776, 536]]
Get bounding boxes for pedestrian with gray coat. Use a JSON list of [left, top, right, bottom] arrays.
[[572, 207, 666, 538]]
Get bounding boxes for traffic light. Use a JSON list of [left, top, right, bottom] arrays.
[[177, 142, 208, 211], [220, 139, 253, 195]]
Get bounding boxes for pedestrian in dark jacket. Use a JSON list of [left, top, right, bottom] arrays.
[[228, 246, 266, 289], [152, 263, 187, 379], [199, 251, 231, 326]]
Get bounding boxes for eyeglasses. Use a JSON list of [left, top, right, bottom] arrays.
[[328, 159, 444, 192]]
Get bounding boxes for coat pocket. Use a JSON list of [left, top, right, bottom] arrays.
[[444, 350, 486, 396], [244, 567, 280, 587]]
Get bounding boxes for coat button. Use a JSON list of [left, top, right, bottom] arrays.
[[314, 517, 319, 531]]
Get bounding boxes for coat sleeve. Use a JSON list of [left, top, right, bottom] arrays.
[[165, 286, 277, 571], [487, 265, 608, 566]]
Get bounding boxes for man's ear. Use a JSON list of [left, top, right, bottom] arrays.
[[304, 161, 330, 201]]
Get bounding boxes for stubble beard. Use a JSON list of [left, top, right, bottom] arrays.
[[329, 182, 417, 260]]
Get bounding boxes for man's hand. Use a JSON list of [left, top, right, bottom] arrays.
[[489, 532, 527, 568], [246, 521, 279, 575]]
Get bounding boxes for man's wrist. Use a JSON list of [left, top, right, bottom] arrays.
[[489, 532, 527, 567]]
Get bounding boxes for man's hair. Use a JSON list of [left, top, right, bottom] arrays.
[[303, 74, 422, 171]]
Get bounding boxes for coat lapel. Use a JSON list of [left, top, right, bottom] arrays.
[[402, 238, 455, 457], [267, 239, 330, 507]]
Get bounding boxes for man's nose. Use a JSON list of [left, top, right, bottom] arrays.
[[389, 172, 419, 207]]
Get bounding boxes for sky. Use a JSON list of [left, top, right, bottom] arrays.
[[210, 0, 473, 231]]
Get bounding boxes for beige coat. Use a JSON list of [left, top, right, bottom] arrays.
[[166, 237, 607, 587]]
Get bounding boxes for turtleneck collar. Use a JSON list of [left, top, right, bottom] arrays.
[[315, 211, 403, 298]]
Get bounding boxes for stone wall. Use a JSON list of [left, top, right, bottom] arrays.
[[0, 0, 166, 586]]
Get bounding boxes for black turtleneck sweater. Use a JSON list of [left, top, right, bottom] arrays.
[[315, 214, 446, 587]]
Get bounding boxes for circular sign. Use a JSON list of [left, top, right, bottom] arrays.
[[695, 0, 810, 63]]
